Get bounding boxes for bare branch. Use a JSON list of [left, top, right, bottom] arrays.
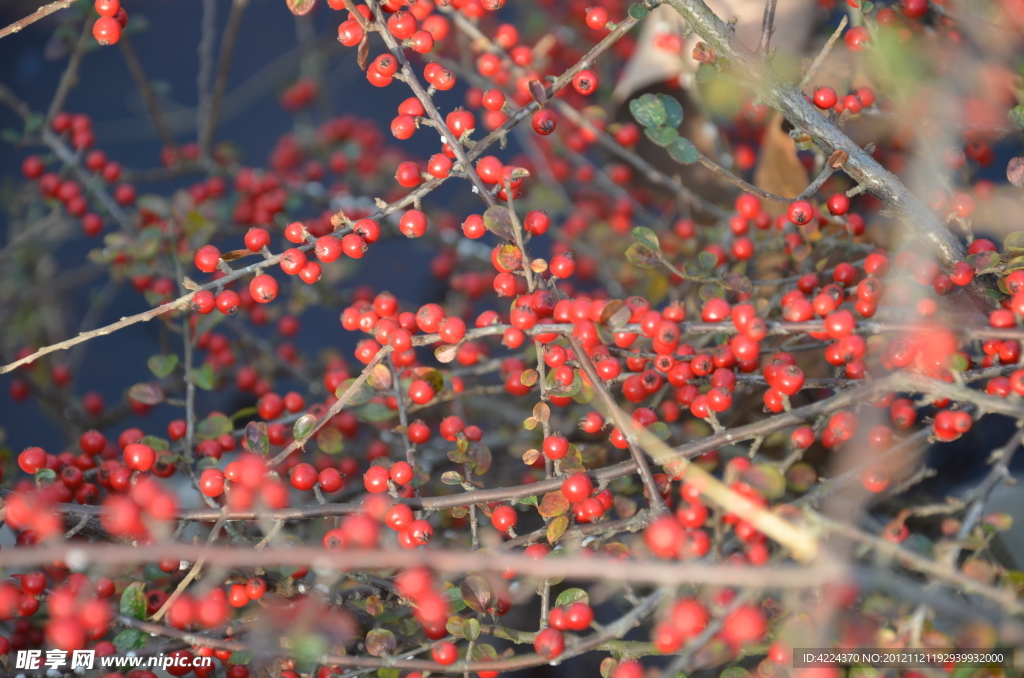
[[0, 0, 74, 41]]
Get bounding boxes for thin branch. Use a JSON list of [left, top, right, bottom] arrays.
[[5, 543, 839, 590], [196, 0, 217, 161], [568, 335, 668, 515], [757, 0, 778, 54], [0, 0, 74, 40], [201, 0, 250, 156], [47, 17, 91, 123], [799, 16, 849, 91], [661, 0, 975, 298], [367, 0, 495, 208], [953, 424, 1024, 547], [119, 36, 176, 148]]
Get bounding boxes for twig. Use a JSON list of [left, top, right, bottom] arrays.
[[0, 0, 74, 40], [697, 152, 792, 203], [798, 16, 848, 91], [151, 512, 229, 622], [196, 0, 217, 161], [7, 542, 839, 590], [119, 36, 176, 148], [47, 18, 91, 124], [757, 0, 778, 54], [953, 424, 1024, 549], [662, 0, 975, 298], [568, 335, 668, 516], [817, 514, 1024, 614], [367, 0, 495, 208], [201, 0, 250, 156]]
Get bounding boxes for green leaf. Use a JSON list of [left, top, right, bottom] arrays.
[[442, 584, 468, 612], [120, 582, 147, 619], [446, 616, 465, 637], [464, 617, 481, 641], [627, 2, 649, 19], [191, 362, 215, 390], [24, 113, 44, 135], [357, 402, 398, 422], [230, 406, 258, 421], [293, 413, 317, 441], [657, 94, 684, 129], [316, 427, 344, 455], [698, 250, 719, 270], [1005, 231, 1024, 253], [378, 669, 399, 678], [547, 515, 569, 544], [631, 227, 661, 251], [196, 414, 232, 440], [128, 382, 164, 405], [544, 366, 583, 398], [637, 421, 671, 445], [471, 643, 498, 662], [517, 495, 539, 506], [441, 470, 464, 485], [625, 243, 661, 268], [290, 633, 327, 665], [695, 62, 718, 84], [113, 629, 146, 653], [246, 421, 269, 456], [629, 93, 667, 128], [554, 587, 590, 607], [337, 378, 374, 406], [229, 651, 253, 665], [34, 468, 56, 486], [1010, 104, 1024, 131], [139, 435, 169, 452], [482, 205, 516, 240], [699, 283, 725, 300], [667, 137, 700, 165], [644, 126, 679, 146], [740, 463, 787, 500]]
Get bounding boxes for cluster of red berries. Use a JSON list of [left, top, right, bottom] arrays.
[[92, 0, 128, 46]]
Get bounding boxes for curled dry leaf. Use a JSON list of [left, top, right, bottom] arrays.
[[828, 149, 849, 169]]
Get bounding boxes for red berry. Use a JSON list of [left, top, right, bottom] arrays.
[[92, 16, 121, 45], [813, 86, 837, 109], [543, 435, 569, 460]]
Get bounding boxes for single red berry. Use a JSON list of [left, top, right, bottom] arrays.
[[813, 86, 838, 109], [92, 16, 121, 45], [543, 435, 569, 460], [491, 505, 518, 531]]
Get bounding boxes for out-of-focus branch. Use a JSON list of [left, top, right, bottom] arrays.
[[119, 36, 176, 148], [201, 0, 251, 156], [661, 0, 974, 289]]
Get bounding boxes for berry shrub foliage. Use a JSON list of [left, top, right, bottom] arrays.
[[3, 0, 1024, 673]]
